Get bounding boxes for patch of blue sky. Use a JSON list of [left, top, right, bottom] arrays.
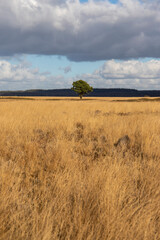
[[109, 0, 118, 4], [8, 55, 159, 79], [108, 57, 160, 63], [25, 55, 106, 77], [80, 0, 118, 3], [139, 57, 160, 62], [80, 0, 88, 3]]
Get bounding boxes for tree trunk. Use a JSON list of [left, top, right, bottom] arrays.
[[80, 95, 82, 100]]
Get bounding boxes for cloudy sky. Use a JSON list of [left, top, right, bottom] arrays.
[[1, 0, 160, 90]]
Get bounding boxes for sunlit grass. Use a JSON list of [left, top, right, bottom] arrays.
[[0, 97, 160, 240]]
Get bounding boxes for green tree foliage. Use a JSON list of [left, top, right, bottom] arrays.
[[71, 80, 93, 99]]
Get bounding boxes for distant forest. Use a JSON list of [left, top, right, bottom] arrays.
[[1, 88, 160, 97]]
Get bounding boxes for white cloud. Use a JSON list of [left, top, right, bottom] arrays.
[[0, 0, 160, 61], [77, 59, 160, 89], [0, 60, 68, 90], [1, 58, 160, 90]]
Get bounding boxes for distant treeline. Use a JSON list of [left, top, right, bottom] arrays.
[[1, 88, 160, 97]]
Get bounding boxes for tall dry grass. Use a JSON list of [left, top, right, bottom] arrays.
[[0, 98, 160, 240]]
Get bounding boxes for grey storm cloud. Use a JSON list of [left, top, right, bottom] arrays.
[[1, 0, 160, 61]]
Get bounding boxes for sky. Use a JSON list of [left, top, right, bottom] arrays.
[[1, 0, 160, 90]]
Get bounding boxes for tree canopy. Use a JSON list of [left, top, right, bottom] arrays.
[[71, 80, 93, 99]]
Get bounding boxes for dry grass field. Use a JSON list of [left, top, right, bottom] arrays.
[[0, 97, 160, 240]]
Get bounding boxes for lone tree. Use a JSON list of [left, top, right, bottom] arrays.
[[71, 80, 93, 99]]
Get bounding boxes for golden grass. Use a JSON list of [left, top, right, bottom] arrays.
[[0, 97, 160, 240]]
